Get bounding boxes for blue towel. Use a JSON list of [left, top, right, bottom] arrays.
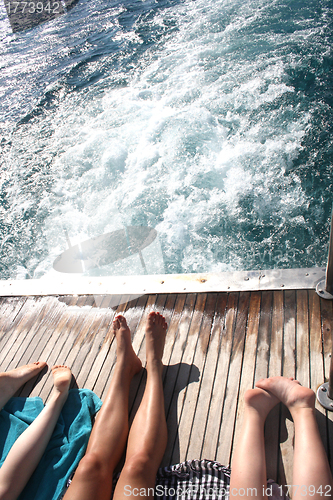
[[0, 389, 102, 500]]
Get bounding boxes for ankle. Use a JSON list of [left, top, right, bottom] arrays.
[[286, 390, 316, 417], [244, 405, 268, 425], [289, 404, 315, 421], [50, 386, 69, 404], [146, 358, 163, 374]]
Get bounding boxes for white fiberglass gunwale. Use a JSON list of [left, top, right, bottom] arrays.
[[0, 267, 325, 297]]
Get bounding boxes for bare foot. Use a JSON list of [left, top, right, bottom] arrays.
[[113, 315, 142, 376], [145, 312, 168, 368], [51, 365, 72, 397], [255, 376, 315, 416], [0, 361, 47, 404], [244, 387, 280, 421]]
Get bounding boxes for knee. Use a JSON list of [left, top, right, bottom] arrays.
[[122, 452, 155, 481], [75, 452, 109, 482]]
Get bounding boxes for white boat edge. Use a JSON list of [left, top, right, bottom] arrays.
[[0, 267, 327, 296]]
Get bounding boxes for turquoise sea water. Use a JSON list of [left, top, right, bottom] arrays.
[[0, 0, 332, 279]]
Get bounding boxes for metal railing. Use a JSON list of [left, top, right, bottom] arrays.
[[316, 208, 333, 299], [326, 209, 333, 295], [316, 208, 333, 410], [317, 357, 333, 410]]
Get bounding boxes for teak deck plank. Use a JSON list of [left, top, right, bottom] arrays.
[[97, 294, 140, 399], [201, 292, 238, 462], [127, 294, 160, 422], [216, 292, 251, 465], [36, 296, 83, 401], [4, 298, 55, 373], [232, 291, 261, 462], [280, 290, 296, 486], [309, 291, 329, 457], [186, 292, 228, 461], [0, 297, 27, 344], [171, 292, 216, 465], [265, 291, 283, 483], [0, 289, 332, 483], [321, 298, 333, 466], [162, 293, 196, 454], [0, 297, 45, 368], [163, 293, 207, 465]]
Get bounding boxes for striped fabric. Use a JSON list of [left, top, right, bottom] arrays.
[[154, 460, 231, 500]]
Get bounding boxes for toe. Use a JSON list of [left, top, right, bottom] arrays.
[[34, 361, 47, 369]]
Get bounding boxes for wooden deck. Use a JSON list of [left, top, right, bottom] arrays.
[[0, 290, 333, 485]]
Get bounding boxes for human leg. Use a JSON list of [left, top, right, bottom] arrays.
[[0, 365, 71, 500], [0, 361, 47, 410], [256, 377, 333, 500], [230, 387, 279, 500], [114, 311, 168, 500], [63, 315, 142, 500]]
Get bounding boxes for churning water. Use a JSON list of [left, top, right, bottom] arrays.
[[0, 0, 332, 279]]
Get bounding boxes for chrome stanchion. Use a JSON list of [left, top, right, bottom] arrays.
[[316, 208, 333, 409], [316, 209, 333, 300], [317, 354, 333, 411]]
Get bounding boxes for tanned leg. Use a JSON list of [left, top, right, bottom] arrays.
[[0, 365, 71, 500], [63, 315, 142, 500], [256, 377, 333, 500], [230, 387, 279, 500], [114, 311, 168, 500], [0, 361, 47, 409]]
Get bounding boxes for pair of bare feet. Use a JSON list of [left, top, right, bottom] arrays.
[[112, 311, 168, 376], [245, 376, 316, 422], [0, 310, 167, 407], [0, 362, 72, 409], [112, 311, 316, 422]]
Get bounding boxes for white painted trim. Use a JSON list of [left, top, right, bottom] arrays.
[[0, 267, 326, 296]]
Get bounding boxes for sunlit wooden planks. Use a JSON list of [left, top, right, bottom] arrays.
[[0, 289, 332, 484]]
